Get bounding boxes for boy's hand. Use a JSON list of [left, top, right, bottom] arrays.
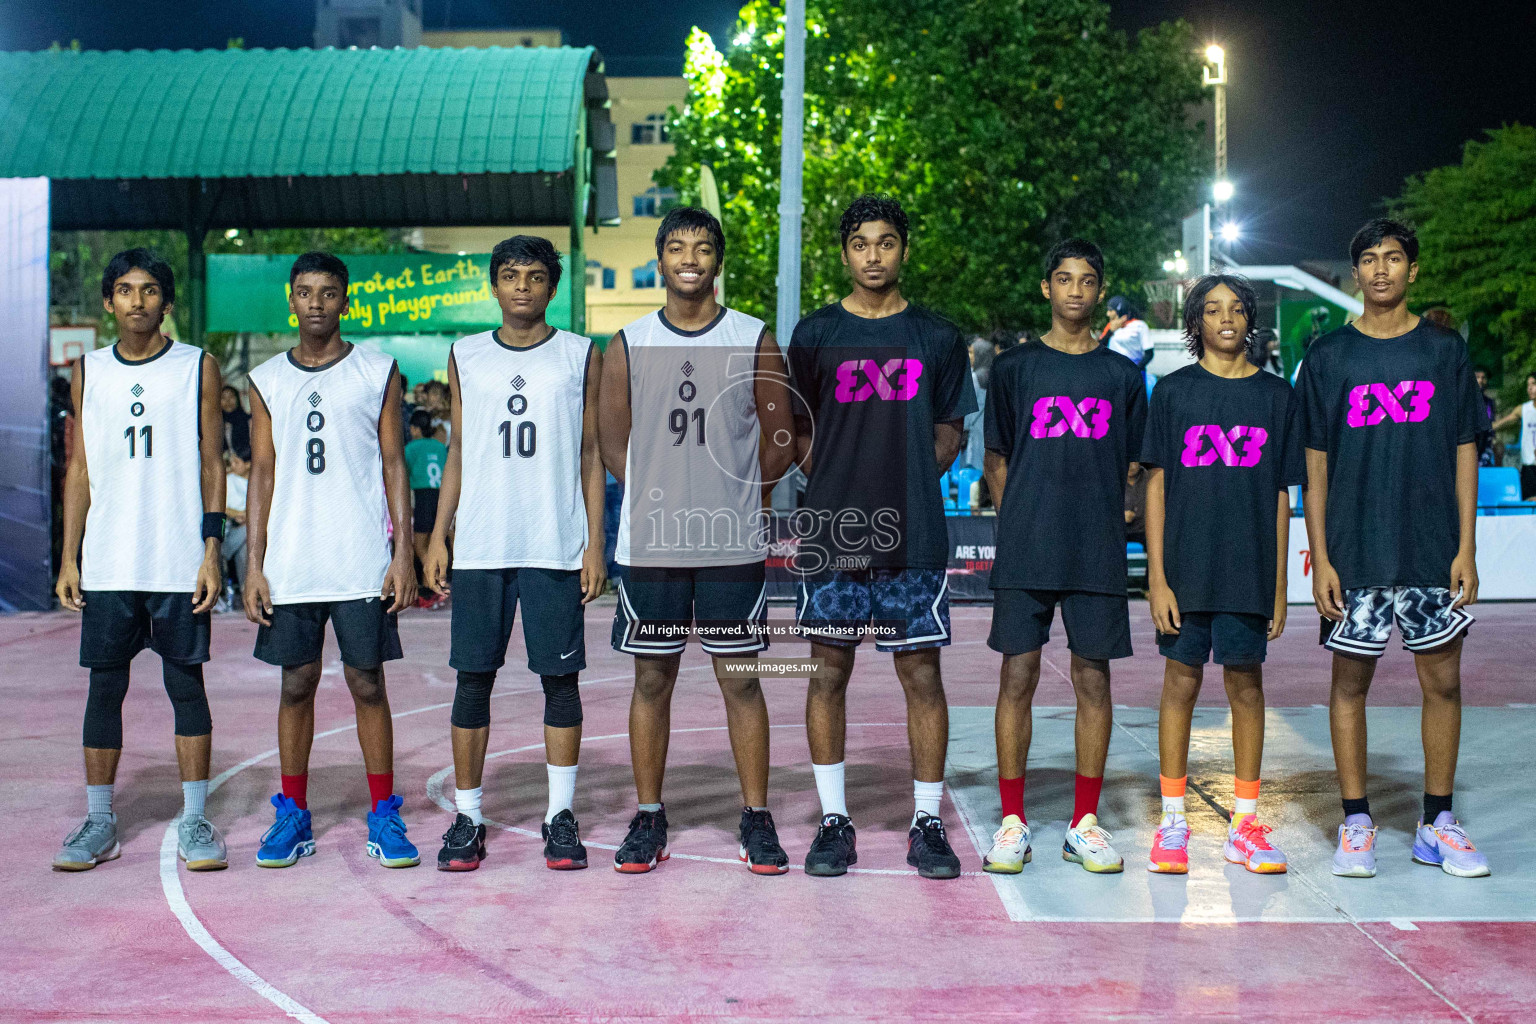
[[1312, 560, 1345, 621], [424, 538, 451, 595], [1268, 592, 1288, 641], [1450, 551, 1479, 609], [580, 545, 607, 605], [56, 561, 84, 611], [1149, 581, 1180, 635], [244, 570, 273, 626]]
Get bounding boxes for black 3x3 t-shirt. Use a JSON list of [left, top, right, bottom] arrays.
[[1140, 363, 1305, 617], [984, 340, 1146, 593], [1289, 320, 1480, 591]]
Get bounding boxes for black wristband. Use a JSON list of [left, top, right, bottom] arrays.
[[202, 513, 226, 540]]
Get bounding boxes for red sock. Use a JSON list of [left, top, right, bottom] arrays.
[[367, 772, 394, 809], [1072, 774, 1103, 827], [281, 773, 308, 811], [999, 775, 1026, 823]]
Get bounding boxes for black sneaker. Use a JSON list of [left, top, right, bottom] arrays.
[[907, 811, 962, 879], [804, 813, 858, 877], [738, 808, 789, 875], [436, 813, 486, 872], [542, 808, 588, 870], [614, 806, 669, 873]]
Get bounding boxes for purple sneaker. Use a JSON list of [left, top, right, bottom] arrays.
[[1331, 818, 1377, 878], [1412, 811, 1490, 878]]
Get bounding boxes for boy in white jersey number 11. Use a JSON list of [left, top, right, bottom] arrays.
[[244, 252, 421, 870], [423, 236, 607, 871]]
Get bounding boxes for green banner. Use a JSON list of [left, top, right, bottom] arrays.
[[206, 252, 571, 334]]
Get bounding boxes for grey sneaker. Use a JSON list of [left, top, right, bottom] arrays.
[[178, 814, 229, 871], [53, 814, 120, 871]]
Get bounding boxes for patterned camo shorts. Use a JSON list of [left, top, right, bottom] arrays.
[[1321, 586, 1473, 658]]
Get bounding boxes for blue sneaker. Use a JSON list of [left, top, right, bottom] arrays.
[[1412, 811, 1491, 878], [366, 795, 420, 868], [256, 794, 314, 868]]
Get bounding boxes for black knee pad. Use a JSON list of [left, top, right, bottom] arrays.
[[541, 673, 582, 728], [451, 670, 496, 729], [82, 664, 131, 749], [162, 660, 212, 737]]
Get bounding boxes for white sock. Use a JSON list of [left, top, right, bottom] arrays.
[[1161, 794, 1186, 816], [1234, 796, 1258, 818], [455, 786, 483, 827], [181, 779, 208, 820], [811, 761, 847, 818], [86, 784, 114, 819], [545, 764, 578, 824], [913, 779, 944, 824]]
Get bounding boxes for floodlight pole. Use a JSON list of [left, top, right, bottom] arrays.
[[775, 0, 806, 337]]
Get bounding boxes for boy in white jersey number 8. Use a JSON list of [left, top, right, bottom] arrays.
[[244, 252, 421, 870]]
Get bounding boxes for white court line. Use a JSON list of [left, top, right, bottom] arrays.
[[424, 724, 993, 877], [156, 670, 642, 1024]]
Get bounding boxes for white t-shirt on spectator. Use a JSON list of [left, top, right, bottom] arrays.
[[227, 472, 248, 514], [1521, 400, 1535, 467], [1107, 319, 1149, 364]]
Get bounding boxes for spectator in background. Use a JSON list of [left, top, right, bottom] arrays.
[[1473, 367, 1498, 466], [405, 408, 448, 607], [1124, 463, 1147, 547], [1492, 372, 1536, 497], [219, 449, 250, 611], [1255, 328, 1283, 376], [399, 372, 415, 448], [425, 380, 451, 445], [49, 374, 74, 580], [958, 338, 990, 479], [220, 385, 250, 458], [970, 336, 995, 391], [1103, 295, 1151, 367]]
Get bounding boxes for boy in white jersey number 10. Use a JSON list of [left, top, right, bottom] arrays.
[[423, 236, 607, 871], [244, 252, 421, 870]]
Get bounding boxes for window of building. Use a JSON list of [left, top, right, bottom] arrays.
[[632, 260, 661, 290], [338, 16, 381, 49], [586, 260, 615, 290], [632, 186, 678, 219], [629, 113, 672, 145]]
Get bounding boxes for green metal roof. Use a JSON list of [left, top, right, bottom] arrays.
[[0, 45, 596, 180], [0, 46, 607, 229]]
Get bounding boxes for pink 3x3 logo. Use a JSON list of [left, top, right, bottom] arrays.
[[1028, 396, 1112, 439], [1180, 425, 1269, 467], [1346, 380, 1435, 427], [833, 358, 924, 402]]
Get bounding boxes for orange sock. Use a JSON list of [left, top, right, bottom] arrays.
[[1159, 774, 1186, 815], [1233, 777, 1260, 823]]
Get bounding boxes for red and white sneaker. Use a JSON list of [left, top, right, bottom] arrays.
[[1148, 813, 1190, 874], [1225, 815, 1287, 873]]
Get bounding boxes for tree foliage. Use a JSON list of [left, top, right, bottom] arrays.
[[1394, 125, 1536, 397], [656, 0, 1208, 333]]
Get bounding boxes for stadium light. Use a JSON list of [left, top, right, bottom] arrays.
[[1219, 222, 1241, 243], [1213, 179, 1235, 204], [1163, 259, 1175, 273]]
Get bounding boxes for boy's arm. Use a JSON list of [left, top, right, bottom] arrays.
[[1302, 447, 1344, 620], [754, 330, 796, 493], [933, 420, 963, 471], [56, 359, 90, 611], [1144, 466, 1179, 634], [1451, 442, 1479, 608], [194, 353, 226, 613], [982, 449, 1007, 508], [243, 387, 276, 626], [579, 344, 608, 603], [424, 354, 463, 593], [1491, 407, 1519, 430], [377, 367, 417, 613], [597, 332, 630, 481], [1269, 489, 1290, 640]]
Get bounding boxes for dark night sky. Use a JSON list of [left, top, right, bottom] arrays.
[[5, 1, 1533, 265]]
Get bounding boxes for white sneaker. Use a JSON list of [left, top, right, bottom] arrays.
[[1062, 812, 1124, 873], [982, 814, 1032, 874]]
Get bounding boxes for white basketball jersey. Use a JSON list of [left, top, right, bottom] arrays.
[[617, 307, 768, 567], [451, 328, 593, 570], [79, 341, 206, 591], [248, 345, 395, 603]]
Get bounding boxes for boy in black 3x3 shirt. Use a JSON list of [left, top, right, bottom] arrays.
[[1142, 275, 1304, 877], [980, 239, 1146, 876], [1293, 218, 1489, 879]]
